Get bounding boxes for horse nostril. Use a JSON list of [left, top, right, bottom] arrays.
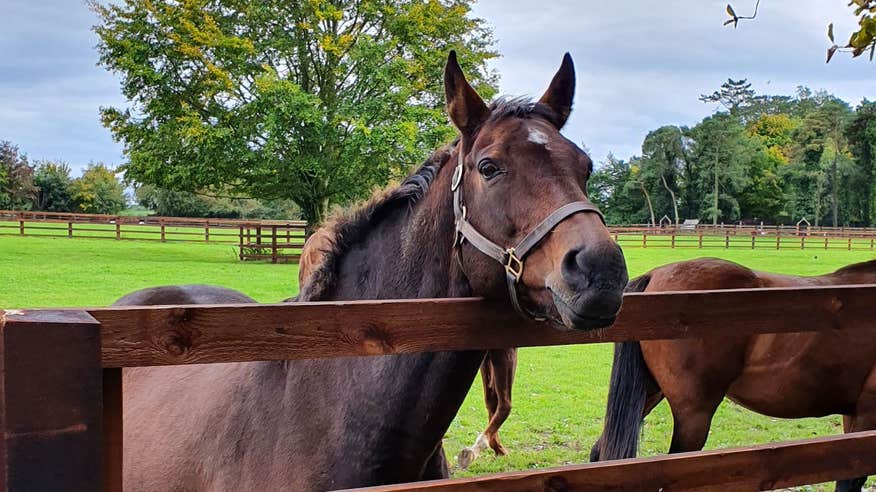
[[561, 247, 591, 290]]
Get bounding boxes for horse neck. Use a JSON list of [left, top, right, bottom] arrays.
[[298, 157, 485, 482]]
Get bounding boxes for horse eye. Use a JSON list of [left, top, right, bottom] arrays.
[[477, 160, 502, 180]]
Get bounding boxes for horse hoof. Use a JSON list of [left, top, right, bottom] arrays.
[[457, 448, 476, 469], [494, 446, 508, 457]]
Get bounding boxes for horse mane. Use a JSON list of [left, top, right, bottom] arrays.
[[300, 144, 455, 300], [834, 258, 876, 275]]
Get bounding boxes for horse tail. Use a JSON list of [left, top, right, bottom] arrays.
[[598, 273, 653, 461]]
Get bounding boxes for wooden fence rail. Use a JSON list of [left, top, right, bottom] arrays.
[[3, 284, 876, 491], [0, 209, 307, 264]]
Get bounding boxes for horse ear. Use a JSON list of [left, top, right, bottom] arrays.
[[538, 53, 576, 129], [444, 51, 489, 135]]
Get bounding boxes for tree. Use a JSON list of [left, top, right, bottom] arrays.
[[846, 100, 876, 225], [70, 164, 127, 214], [625, 158, 657, 227], [699, 79, 756, 120], [92, 0, 498, 233], [688, 114, 753, 224], [589, 153, 644, 225], [639, 126, 689, 225], [793, 98, 853, 226], [0, 141, 37, 210], [33, 161, 74, 212]]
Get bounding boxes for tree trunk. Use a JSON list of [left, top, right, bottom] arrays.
[[301, 197, 330, 239], [713, 152, 720, 226], [661, 174, 680, 225], [832, 143, 839, 227], [639, 182, 656, 227]]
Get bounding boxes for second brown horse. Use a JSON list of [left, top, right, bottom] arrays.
[[467, 257, 876, 492]]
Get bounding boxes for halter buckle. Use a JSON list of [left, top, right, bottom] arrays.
[[503, 248, 523, 282]]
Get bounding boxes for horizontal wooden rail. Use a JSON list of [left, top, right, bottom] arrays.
[[5, 284, 867, 368], [350, 430, 876, 492]]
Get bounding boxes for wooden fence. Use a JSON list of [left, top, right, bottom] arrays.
[[3, 284, 876, 490], [613, 230, 876, 250], [0, 209, 306, 246]]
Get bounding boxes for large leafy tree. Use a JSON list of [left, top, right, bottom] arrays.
[[33, 161, 74, 212], [688, 113, 754, 224], [0, 141, 37, 210], [638, 126, 689, 225], [92, 0, 497, 232], [846, 100, 876, 225], [70, 164, 127, 215]]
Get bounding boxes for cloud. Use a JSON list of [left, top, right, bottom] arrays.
[[0, 0, 872, 178], [471, 0, 874, 165]]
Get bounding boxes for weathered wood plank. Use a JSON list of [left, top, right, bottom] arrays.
[[79, 284, 876, 368], [347, 430, 876, 492], [0, 309, 102, 491]]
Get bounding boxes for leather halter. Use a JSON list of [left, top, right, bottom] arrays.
[[451, 144, 606, 320]]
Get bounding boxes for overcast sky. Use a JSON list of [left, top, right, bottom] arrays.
[[1, 1, 873, 177]]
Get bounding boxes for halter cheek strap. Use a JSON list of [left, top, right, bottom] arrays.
[[451, 146, 605, 320]]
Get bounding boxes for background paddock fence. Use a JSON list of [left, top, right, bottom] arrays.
[[612, 229, 876, 251], [2, 284, 876, 491], [0, 210, 307, 256]]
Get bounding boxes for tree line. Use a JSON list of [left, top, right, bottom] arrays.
[[589, 80, 876, 227], [0, 141, 126, 214], [0, 140, 300, 218]]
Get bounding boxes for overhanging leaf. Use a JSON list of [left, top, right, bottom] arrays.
[[828, 22, 835, 42]]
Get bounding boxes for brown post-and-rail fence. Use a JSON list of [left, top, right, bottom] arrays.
[[3, 284, 876, 491], [0, 210, 307, 263], [7, 210, 876, 261]]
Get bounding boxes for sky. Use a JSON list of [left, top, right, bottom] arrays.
[[0, 0, 873, 177]]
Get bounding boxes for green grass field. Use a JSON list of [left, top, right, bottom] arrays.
[[1, 234, 873, 489]]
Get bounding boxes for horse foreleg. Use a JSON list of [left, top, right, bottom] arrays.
[[484, 348, 516, 456], [457, 349, 516, 469]]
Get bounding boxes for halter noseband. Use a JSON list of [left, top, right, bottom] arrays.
[[451, 144, 605, 320]]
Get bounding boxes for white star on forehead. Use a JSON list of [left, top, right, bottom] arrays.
[[527, 127, 549, 146]]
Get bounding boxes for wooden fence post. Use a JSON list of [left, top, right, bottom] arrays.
[[103, 368, 123, 492], [801, 236, 806, 250], [777, 232, 781, 250], [271, 225, 278, 264], [671, 234, 676, 249], [725, 230, 730, 249], [239, 226, 245, 261], [160, 220, 166, 242], [642, 233, 647, 249], [256, 226, 262, 246], [18, 219, 24, 236], [751, 232, 756, 250], [825, 237, 829, 250], [849, 237, 853, 251], [68, 221, 73, 238], [286, 224, 291, 244], [115, 221, 121, 240], [0, 309, 103, 491], [698, 232, 703, 249], [204, 221, 210, 242]]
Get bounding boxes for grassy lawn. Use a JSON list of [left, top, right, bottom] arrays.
[[1, 234, 873, 488]]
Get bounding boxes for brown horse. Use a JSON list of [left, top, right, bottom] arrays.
[[584, 257, 876, 492], [116, 51, 628, 491], [462, 257, 876, 489]]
